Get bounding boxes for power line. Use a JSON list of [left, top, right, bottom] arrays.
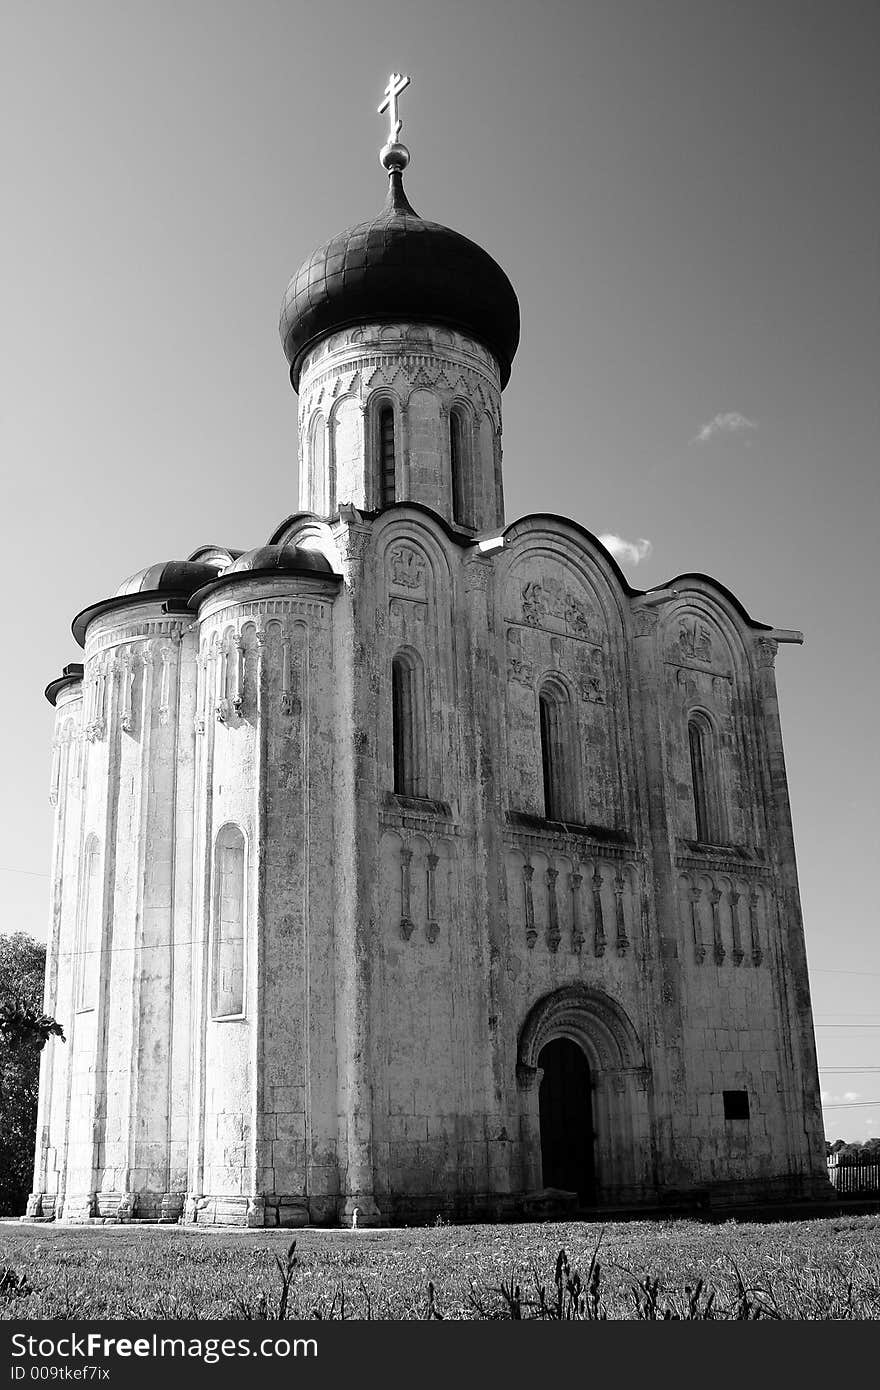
[[819, 1067, 880, 1073], [822, 1101, 880, 1109], [0, 866, 49, 878]]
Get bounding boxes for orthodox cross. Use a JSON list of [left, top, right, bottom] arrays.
[[378, 72, 411, 144]]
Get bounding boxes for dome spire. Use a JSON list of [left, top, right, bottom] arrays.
[[280, 69, 520, 390], [378, 72, 411, 176]]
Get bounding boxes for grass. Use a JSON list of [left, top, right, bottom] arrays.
[[1, 1215, 878, 1320]]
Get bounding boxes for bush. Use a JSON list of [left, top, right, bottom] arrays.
[[0, 934, 60, 1217]]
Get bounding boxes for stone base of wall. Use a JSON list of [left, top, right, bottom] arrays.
[[23, 1174, 836, 1227], [183, 1194, 330, 1227], [58, 1192, 97, 1222], [36, 1191, 187, 1224], [702, 1172, 836, 1210]]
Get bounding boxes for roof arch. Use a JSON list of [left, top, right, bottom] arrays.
[[503, 514, 637, 597], [648, 573, 774, 633]]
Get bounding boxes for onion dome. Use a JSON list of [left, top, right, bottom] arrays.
[[226, 544, 335, 576], [279, 87, 520, 390]]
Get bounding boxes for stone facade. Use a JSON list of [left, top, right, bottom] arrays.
[[30, 317, 828, 1224]]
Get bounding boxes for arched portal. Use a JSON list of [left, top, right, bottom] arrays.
[[538, 1037, 594, 1200], [517, 985, 656, 1206]]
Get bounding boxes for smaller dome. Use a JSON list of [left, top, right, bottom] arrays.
[[187, 544, 244, 567], [45, 663, 84, 707], [115, 559, 222, 597], [227, 545, 336, 576], [74, 558, 228, 647]]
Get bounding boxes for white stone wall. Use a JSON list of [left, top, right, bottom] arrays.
[[32, 515, 826, 1223], [187, 573, 341, 1226], [31, 684, 83, 1217], [342, 509, 826, 1217]]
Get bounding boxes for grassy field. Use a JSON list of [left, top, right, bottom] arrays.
[[1, 1215, 878, 1319]]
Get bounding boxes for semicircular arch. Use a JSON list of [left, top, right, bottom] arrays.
[[518, 985, 645, 1074]]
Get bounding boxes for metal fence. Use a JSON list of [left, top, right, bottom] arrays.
[[827, 1159, 880, 1194]]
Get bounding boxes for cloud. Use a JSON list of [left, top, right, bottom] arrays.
[[821, 1089, 862, 1107], [692, 411, 758, 445], [598, 534, 653, 567]]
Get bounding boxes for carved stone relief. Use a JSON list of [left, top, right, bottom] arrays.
[[506, 628, 534, 687], [521, 581, 545, 627], [677, 618, 713, 663], [390, 546, 426, 591]]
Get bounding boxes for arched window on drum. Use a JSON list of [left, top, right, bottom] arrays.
[[308, 414, 326, 514], [449, 407, 470, 527], [377, 403, 397, 506]]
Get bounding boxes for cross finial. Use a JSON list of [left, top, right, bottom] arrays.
[[378, 72, 411, 145]]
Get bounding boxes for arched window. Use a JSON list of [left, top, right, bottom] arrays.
[[688, 715, 717, 843], [392, 649, 426, 798], [308, 415, 325, 514], [76, 835, 102, 1012], [212, 824, 246, 1018], [379, 405, 396, 506], [539, 685, 570, 821], [450, 409, 468, 526]]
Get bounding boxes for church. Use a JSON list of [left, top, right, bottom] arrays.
[[30, 77, 828, 1226]]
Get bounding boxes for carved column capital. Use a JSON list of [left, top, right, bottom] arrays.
[[462, 560, 492, 595], [631, 606, 660, 638], [516, 1062, 542, 1092], [754, 637, 778, 668]]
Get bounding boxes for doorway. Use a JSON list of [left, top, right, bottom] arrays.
[[538, 1037, 595, 1202]]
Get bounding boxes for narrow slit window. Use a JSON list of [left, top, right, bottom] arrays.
[[539, 688, 567, 821], [309, 415, 325, 513], [392, 651, 425, 798], [380, 406, 396, 505], [76, 835, 101, 1012], [450, 411, 467, 526], [213, 824, 246, 1018], [689, 718, 711, 842]]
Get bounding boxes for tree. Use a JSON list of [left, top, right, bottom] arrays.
[[0, 1002, 65, 1050], [0, 934, 65, 1216]]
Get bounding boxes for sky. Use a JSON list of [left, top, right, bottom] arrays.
[[1, 0, 878, 1142]]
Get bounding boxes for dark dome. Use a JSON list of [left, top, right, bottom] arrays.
[[73, 559, 226, 647], [115, 560, 222, 597], [227, 545, 335, 576], [279, 171, 520, 390]]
